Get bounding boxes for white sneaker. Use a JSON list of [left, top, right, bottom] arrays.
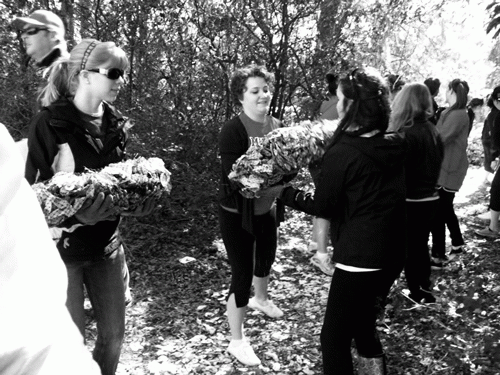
[[247, 297, 283, 318], [227, 339, 261, 366], [310, 253, 335, 276], [308, 241, 318, 251]]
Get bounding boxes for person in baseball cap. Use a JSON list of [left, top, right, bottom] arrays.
[[13, 10, 68, 68]]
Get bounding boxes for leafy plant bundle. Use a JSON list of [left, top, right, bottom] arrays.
[[229, 119, 338, 198], [32, 157, 172, 226]]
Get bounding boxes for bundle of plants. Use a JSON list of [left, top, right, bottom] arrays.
[[32, 157, 172, 226], [229, 119, 338, 198]]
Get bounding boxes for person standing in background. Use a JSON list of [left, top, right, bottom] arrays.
[[424, 77, 442, 125], [386, 73, 405, 102], [476, 87, 500, 238], [13, 10, 69, 71], [430, 79, 470, 269], [389, 83, 444, 304]]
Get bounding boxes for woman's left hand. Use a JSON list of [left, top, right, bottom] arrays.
[[121, 197, 157, 217]]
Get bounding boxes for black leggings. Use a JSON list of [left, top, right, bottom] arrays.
[[404, 200, 436, 295], [218, 206, 277, 308], [321, 268, 395, 375], [490, 170, 500, 211], [431, 188, 464, 258]]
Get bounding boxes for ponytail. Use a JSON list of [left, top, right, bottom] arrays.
[[39, 58, 71, 107]]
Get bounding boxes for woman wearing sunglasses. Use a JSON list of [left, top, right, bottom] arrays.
[[259, 67, 406, 374], [25, 39, 154, 375]]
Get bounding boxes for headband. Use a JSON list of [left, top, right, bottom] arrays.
[[80, 40, 99, 71]]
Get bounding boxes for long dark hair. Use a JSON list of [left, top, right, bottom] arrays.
[[328, 67, 391, 148]]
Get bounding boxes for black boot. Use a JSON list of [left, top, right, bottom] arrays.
[[358, 354, 386, 375]]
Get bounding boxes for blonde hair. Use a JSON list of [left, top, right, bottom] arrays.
[[40, 39, 129, 107], [389, 83, 433, 132]]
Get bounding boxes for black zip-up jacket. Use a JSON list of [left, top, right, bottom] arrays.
[[403, 118, 444, 200], [25, 97, 129, 262], [281, 131, 407, 272]]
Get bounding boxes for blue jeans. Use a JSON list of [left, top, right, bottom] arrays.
[[65, 246, 126, 375]]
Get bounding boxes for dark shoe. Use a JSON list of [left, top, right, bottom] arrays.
[[358, 354, 386, 375]]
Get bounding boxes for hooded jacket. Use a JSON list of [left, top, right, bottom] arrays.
[[281, 132, 407, 271], [25, 97, 129, 262]]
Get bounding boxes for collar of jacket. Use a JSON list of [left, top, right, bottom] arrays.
[[46, 97, 125, 131], [36, 47, 66, 69]]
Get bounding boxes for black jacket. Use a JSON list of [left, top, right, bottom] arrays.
[[281, 131, 407, 271], [26, 97, 129, 262], [403, 119, 444, 200]]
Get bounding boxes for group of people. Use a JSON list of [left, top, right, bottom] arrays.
[[219, 62, 495, 374], [4, 8, 499, 375]]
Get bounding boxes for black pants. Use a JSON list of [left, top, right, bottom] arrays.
[[218, 206, 277, 308], [431, 189, 464, 258], [404, 200, 436, 295], [321, 268, 396, 375], [490, 169, 500, 211]]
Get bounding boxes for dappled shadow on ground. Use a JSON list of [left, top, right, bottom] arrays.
[[84, 137, 500, 374]]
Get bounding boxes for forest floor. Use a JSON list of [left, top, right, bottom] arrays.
[[85, 124, 500, 375]]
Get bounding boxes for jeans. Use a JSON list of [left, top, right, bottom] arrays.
[[65, 246, 126, 375], [431, 189, 464, 258], [405, 200, 436, 295]]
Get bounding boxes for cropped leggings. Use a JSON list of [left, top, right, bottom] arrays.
[[218, 206, 277, 308]]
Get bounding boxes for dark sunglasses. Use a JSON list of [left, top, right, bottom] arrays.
[[22, 28, 48, 36], [87, 68, 125, 80]]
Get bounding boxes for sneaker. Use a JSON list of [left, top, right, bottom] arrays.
[[227, 340, 261, 366], [247, 297, 283, 318], [430, 258, 444, 270], [475, 226, 500, 238], [310, 253, 335, 276], [308, 241, 318, 251]]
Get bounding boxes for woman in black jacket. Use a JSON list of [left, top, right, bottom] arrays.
[[390, 83, 444, 303], [260, 67, 406, 375]]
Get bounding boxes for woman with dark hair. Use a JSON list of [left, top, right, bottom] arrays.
[[476, 86, 500, 237], [389, 83, 444, 303], [386, 73, 405, 102], [218, 64, 287, 366], [424, 77, 441, 124], [260, 67, 407, 374], [430, 79, 470, 268]]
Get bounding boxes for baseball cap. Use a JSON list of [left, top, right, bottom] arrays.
[[13, 10, 65, 37]]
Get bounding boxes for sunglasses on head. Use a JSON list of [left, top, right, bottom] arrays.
[[22, 27, 48, 36], [87, 68, 125, 80]]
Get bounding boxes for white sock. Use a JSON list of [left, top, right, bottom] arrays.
[[229, 338, 245, 347], [315, 251, 329, 259]]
